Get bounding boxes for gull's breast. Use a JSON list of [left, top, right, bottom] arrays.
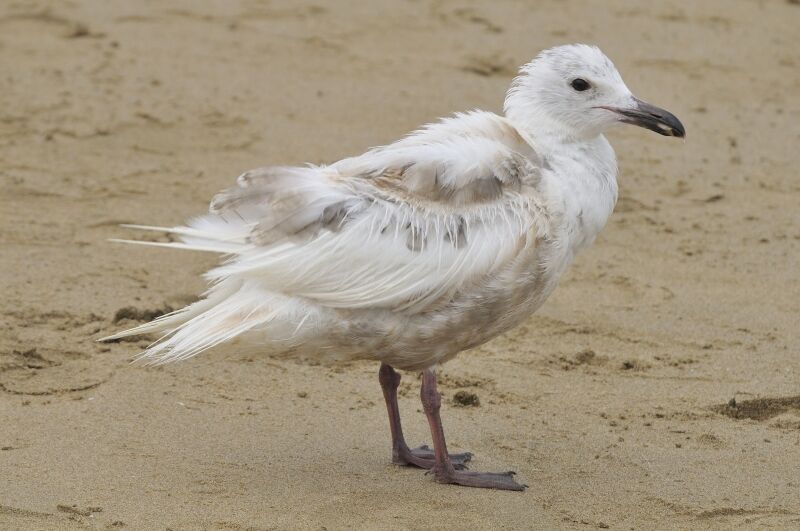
[[326, 230, 570, 371]]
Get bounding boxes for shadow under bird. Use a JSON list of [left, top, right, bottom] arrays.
[[102, 44, 685, 491]]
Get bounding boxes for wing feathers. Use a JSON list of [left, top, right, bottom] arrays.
[[115, 111, 549, 316]]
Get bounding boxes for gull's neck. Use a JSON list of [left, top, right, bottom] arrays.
[[506, 112, 619, 254]]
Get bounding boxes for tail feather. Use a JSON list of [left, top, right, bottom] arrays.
[[98, 279, 244, 343], [100, 278, 320, 365], [119, 223, 246, 242], [111, 217, 253, 254], [107, 238, 246, 254], [102, 165, 341, 362]]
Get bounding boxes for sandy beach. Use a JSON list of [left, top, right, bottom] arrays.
[[1, 0, 799, 528]]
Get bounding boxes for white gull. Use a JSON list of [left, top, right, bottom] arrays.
[[102, 44, 684, 491]]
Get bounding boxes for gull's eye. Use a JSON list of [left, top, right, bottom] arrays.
[[570, 78, 591, 92]]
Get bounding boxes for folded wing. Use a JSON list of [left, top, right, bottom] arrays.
[[122, 112, 551, 315], [199, 113, 550, 313]]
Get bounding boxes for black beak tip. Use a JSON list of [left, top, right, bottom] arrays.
[[667, 121, 685, 138], [662, 115, 685, 138], [621, 98, 686, 139], [645, 108, 685, 138]]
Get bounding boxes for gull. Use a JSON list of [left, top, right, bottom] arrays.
[[102, 44, 684, 491]]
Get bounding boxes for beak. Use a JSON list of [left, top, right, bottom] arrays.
[[602, 97, 685, 138]]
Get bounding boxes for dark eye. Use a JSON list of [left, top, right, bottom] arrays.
[[570, 78, 591, 91]]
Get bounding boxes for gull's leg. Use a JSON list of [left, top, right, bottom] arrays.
[[378, 363, 471, 469], [420, 367, 526, 491]]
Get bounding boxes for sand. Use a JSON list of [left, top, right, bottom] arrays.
[[1, 0, 799, 529]]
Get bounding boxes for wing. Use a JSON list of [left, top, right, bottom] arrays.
[[136, 112, 552, 314]]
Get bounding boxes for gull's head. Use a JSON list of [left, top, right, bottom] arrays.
[[505, 44, 684, 140]]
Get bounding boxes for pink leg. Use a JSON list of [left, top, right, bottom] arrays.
[[378, 363, 471, 469], [420, 367, 526, 491]]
